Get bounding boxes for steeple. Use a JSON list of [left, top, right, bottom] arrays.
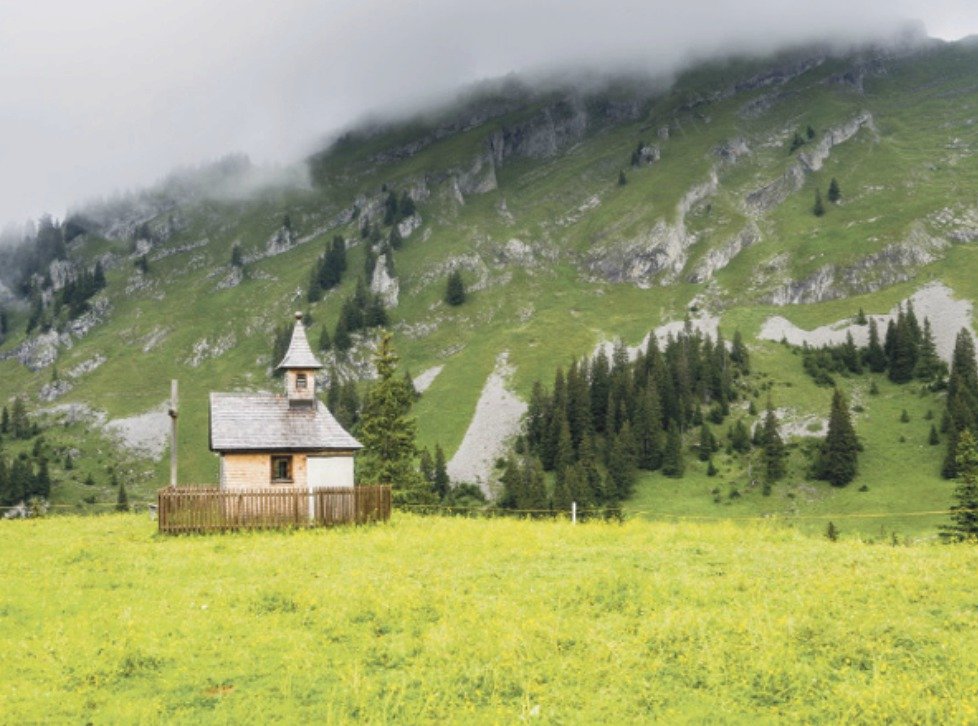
[[277, 312, 322, 405]]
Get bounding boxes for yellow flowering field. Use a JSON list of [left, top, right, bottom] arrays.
[[1, 514, 977, 723]]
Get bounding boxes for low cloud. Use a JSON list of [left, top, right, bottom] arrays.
[[0, 1, 975, 225]]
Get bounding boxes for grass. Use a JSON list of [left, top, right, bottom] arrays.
[[1, 513, 977, 722]]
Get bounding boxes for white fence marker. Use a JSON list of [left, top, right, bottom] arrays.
[[571, 501, 577, 524]]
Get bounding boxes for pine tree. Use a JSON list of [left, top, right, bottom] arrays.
[[730, 419, 751, 453], [806, 125, 816, 140], [552, 466, 573, 513], [618, 170, 628, 186], [941, 429, 978, 541], [318, 326, 331, 353], [433, 444, 450, 499], [230, 243, 244, 268], [115, 476, 129, 512], [661, 423, 685, 478], [813, 189, 825, 217], [826, 521, 839, 542], [827, 178, 841, 203], [942, 329, 978, 478], [333, 318, 352, 352], [93, 261, 107, 290], [730, 330, 750, 373], [607, 422, 637, 496], [0, 454, 9, 507], [0, 406, 8, 435], [444, 270, 466, 306], [356, 332, 430, 503], [633, 385, 663, 470], [761, 401, 787, 483], [698, 423, 714, 462], [33, 458, 51, 499], [914, 318, 947, 383], [888, 310, 918, 383], [521, 457, 549, 515], [498, 455, 523, 509], [864, 318, 887, 373], [418, 448, 435, 488], [816, 388, 859, 486], [11, 397, 30, 440], [576, 434, 603, 507], [929, 424, 940, 446]]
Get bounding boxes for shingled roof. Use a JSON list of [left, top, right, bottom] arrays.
[[277, 312, 323, 370], [209, 393, 362, 452]]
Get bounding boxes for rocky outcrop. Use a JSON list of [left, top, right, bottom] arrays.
[[688, 223, 761, 283], [397, 213, 422, 239], [488, 100, 589, 164], [713, 137, 750, 164], [370, 253, 399, 308], [764, 225, 946, 304], [746, 112, 875, 213], [264, 226, 297, 257], [457, 152, 498, 194], [0, 298, 110, 371], [585, 168, 719, 286], [185, 333, 236, 367], [0, 280, 13, 304], [634, 144, 661, 165]]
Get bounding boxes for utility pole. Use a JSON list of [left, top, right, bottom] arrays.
[[169, 380, 178, 488]]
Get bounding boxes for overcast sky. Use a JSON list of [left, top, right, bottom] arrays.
[[1, 1, 977, 227]]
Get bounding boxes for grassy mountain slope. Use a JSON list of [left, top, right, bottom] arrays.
[[2, 39, 978, 534]]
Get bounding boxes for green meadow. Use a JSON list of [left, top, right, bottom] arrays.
[[2, 514, 977, 723]]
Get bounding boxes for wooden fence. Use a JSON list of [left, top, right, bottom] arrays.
[[157, 485, 391, 534]]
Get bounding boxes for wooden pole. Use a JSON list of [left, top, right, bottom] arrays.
[[169, 379, 178, 488]]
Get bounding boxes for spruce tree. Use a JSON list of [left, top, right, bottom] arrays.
[[0, 406, 8, 435], [730, 419, 751, 453], [827, 178, 841, 203], [618, 170, 628, 186], [816, 388, 859, 486], [864, 318, 887, 373], [318, 326, 331, 353], [813, 189, 825, 217], [942, 329, 978, 478], [433, 444, 450, 499], [356, 332, 430, 503], [761, 401, 787, 483], [552, 466, 573, 513], [444, 270, 466, 306], [661, 423, 685, 478], [115, 477, 129, 512], [941, 428, 978, 541], [0, 455, 9, 506], [698, 423, 714, 462], [521, 457, 549, 515], [33, 458, 51, 499], [11, 397, 29, 440], [577, 434, 603, 507], [607, 422, 638, 497], [914, 318, 946, 383], [418, 448, 434, 488], [633, 385, 663, 470], [498, 456, 522, 509], [230, 243, 244, 268], [929, 424, 940, 446]]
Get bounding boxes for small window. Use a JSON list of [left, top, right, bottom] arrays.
[[296, 373, 308, 390], [271, 455, 293, 483]]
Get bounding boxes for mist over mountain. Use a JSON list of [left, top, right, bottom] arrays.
[[3, 0, 975, 226]]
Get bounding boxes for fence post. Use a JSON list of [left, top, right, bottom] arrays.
[[572, 501, 577, 524]]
